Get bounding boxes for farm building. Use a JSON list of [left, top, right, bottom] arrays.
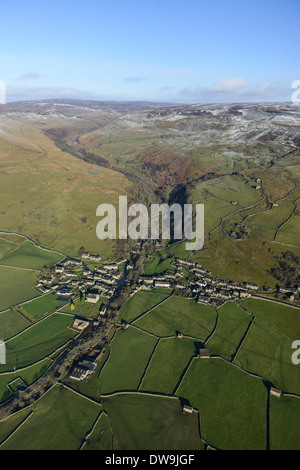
[[197, 348, 210, 359], [86, 293, 99, 303], [270, 387, 282, 398], [70, 366, 90, 381], [183, 405, 194, 414], [73, 318, 89, 331]]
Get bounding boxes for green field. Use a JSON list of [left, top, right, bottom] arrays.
[[0, 407, 33, 446], [0, 385, 101, 450], [118, 290, 170, 323], [21, 293, 68, 320], [0, 125, 131, 257], [140, 337, 197, 394], [234, 318, 300, 395], [206, 301, 252, 360], [82, 412, 113, 450], [247, 191, 300, 244], [191, 226, 277, 288], [0, 240, 63, 270], [61, 296, 100, 319], [0, 238, 21, 261], [143, 253, 176, 276], [99, 327, 157, 394], [0, 266, 39, 311], [0, 309, 30, 340], [143, 242, 190, 277], [0, 313, 75, 372], [277, 203, 300, 246], [177, 358, 267, 450], [134, 296, 217, 340], [102, 393, 204, 450], [270, 394, 300, 450], [241, 298, 300, 338], [191, 173, 262, 233]]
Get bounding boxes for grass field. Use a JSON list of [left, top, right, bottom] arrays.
[[102, 393, 204, 450], [277, 203, 300, 246], [234, 318, 300, 395], [0, 309, 30, 340], [190, 226, 278, 288], [269, 394, 300, 450], [0, 240, 62, 270], [246, 190, 300, 244], [0, 385, 101, 450], [241, 298, 300, 338], [82, 412, 113, 450], [99, 327, 157, 394], [134, 296, 217, 340], [21, 293, 68, 320], [0, 238, 21, 261], [177, 358, 267, 450], [206, 301, 252, 360], [140, 337, 197, 394], [61, 296, 100, 319], [0, 119, 132, 257], [143, 253, 176, 276], [0, 407, 33, 446], [191, 173, 262, 234], [0, 266, 39, 311], [0, 313, 75, 372], [118, 290, 170, 323]]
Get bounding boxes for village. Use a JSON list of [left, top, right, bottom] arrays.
[[36, 242, 299, 321], [34, 241, 299, 383]]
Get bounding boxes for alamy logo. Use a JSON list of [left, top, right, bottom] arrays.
[[96, 196, 204, 250], [0, 81, 6, 104], [291, 340, 300, 365], [291, 80, 300, 104], [0, 340, 6, 365]]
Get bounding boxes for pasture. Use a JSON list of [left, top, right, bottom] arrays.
[[0, 309, 30, 340], [99, 326, 157, 394], [21, 293, 68, 320], [102, 393, 204, 450], [0, 266, 39, 311], [206, 301, 252, 360], [140, 337, 197, 394], [0, 385, 101, 450], [82, 412, 113, 450], [270, 395, 300, 450], [134, 296, 217, 340], [234, 318, 300, 395], [241, 298, 300, 338], [0, 313, 75, 372], [0, 407, 33, 446], [0, 120, 132, 258], [0, 240, 62, 270], [177, 358, 267, 450], [118, 290, 170, 323]]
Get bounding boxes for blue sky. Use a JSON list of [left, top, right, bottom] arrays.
[[0, 0, 299, 103]]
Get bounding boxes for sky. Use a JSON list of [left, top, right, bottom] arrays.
[[0, 0, 299, 103]]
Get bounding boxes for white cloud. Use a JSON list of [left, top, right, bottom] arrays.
[[179, 78, 291, 103], [208, 77, 249, 93]]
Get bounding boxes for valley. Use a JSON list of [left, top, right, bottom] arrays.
[[0, 99, 299, 450]]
